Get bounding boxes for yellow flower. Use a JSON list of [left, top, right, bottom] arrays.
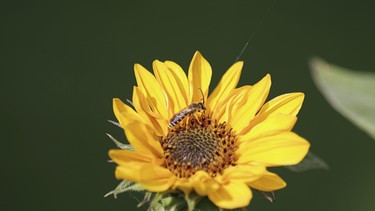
[[109, 51, 310, 209]]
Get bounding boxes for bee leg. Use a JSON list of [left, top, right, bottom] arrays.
[[194, 113, 202, 125], [185, 115, 190, 129]]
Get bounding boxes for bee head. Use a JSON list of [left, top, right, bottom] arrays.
[[198, 102, 206, 110]]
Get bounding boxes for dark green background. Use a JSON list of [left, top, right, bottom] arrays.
[[2, 1, 375, 210]]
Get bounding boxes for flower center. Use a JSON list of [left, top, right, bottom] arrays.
[[161, 111, 238, 178]]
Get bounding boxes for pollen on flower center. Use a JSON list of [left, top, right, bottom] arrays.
[[161, 111, 238, 178]]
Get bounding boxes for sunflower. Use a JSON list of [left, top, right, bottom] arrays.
[[108, 51, 310, 210]]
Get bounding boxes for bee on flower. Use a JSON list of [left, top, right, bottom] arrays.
[[168, 88, 205, 127]]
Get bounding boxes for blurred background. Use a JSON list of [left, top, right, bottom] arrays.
[[2, 0, 375, 210]]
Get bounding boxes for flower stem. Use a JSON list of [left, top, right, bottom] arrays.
[[184, 192, 203, 211]]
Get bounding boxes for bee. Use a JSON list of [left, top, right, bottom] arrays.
[[169, 88, 206, 127]]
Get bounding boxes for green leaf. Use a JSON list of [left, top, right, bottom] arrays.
[[310, 57, 375, 140], [106, 133, 134, 150], [104, 180, 144, 198]]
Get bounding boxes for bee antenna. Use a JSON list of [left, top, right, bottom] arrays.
[[198, 88, 205, 105]]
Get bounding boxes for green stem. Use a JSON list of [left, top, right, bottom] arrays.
[[184, 192, 203, 211], [184, 194, 194, 211]]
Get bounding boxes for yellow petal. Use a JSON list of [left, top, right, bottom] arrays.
[[113, 97, 143, 126], [131, 86, 151, 123], [228, 74, 271, 132], [131, 86, 161, 133], [138, 176, 177, 192], [109, 149, 160, 166], [113, 98, 162, 156], [208, 181, 252, 209], [213, 86, 251, 122], [238, 114, 297, 143], [133, 87, 168, 136], [122, 116, 164, 158], [173, 178, 193, 195], [188, 51, 212, 104], [191, 171, 220, 196], [115, 165, 176, 192], [258, 92, 305, 117], [134, 63, 168, 119], [207, 61, 243, 113], [131, 86, 146, 117], [153, 60, 189, 116], [221, 164, 265, 183], [109, 150, 176, 192], [219, 86, 249, 123], [248, 171, 286, 191], [238, 132, 310, 166], [164, 60, 189, 107]]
